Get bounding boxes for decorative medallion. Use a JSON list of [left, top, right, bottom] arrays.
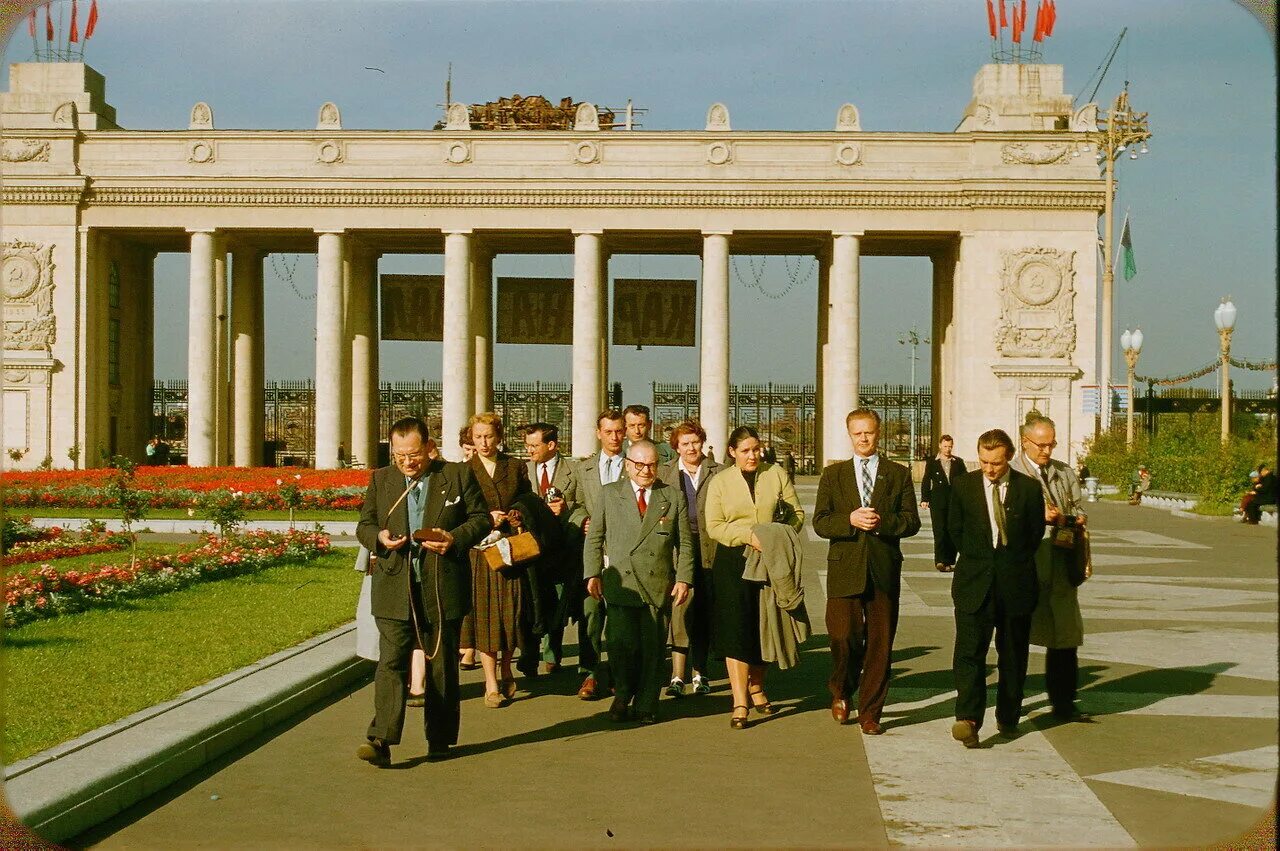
[[445, 141, 472, 164], [317, 102, 342, 130], [705, 103, 731, 131], [1001, 143, 1071, 165], [573, 102, 600, 132], [707, 141, 733, 165], [317, 141, 344, 164], [188, 141, 215, 164], [993, 247, 1077, 359], [835, 103, 861, 131], [51, 102, 77, 128], [835, 142, 862, 166], [189, 102, 214, 130], [2, 240, 56, 353], [0, 139, 51, 163], [573, 140, 600, 164]]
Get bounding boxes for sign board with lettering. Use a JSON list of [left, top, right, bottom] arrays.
[[380, 274, 444, 342], [612, 279, 697, 347], [495, 278, 573, 345]]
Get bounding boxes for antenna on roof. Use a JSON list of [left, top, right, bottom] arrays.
[[445, 62, 452, 106]]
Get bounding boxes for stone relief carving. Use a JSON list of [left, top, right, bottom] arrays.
[[188, 141, 216, 164], [1071, 103, 1099, 133], [706, 141, 733, 165], [1001, 143, 1071, 165], [574, 140, 600, 164], [835, 103, 861, 131], [444, 102, 471, 130], [573, 102, 599, 132], [0, 139, 51, 162], [2, 241, 56, 353], [444, 141, 472, 164], [994, 247, 1077, 359], [317, 102, 341, 130], [835, 142, 862, 166], [51, 101, 77, 128], [189, 102, 214, 130], [316, 141, 344, 164], [972, 101, 996, 130], [705, 103, 731, 131]]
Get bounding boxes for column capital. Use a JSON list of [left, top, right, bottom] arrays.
[[442, 228, 474, 236], [831, 231, 864, 239], [314, 228, 346, 236], [186, 228, 218, 235], [701, 230, 733, 237], [572, 229, 604, 237]]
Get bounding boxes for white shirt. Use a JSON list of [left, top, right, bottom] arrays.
[[982, 471, 1010, 547], [679, 459, 702, 490], [854, 452, 880, 504], [629, 480, 649, 509], [599, 451, 623, 485], [536, 455, 559, 488]]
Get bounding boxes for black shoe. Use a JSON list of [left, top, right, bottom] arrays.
[[426, 744, 451, 762], [1053, 707, 1095, 723], [356, 738, 391, 767], [634, 711, 658, 725], [607, 697, 631, 723], [406, 692, 425, 708], [996, 722, 1019, 737]]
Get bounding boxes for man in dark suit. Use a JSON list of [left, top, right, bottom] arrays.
[[355, 417, 490, 765], [920, 434, 965, 572], [813, 408, 921, 734], [584, 439, 694, 724], [947, 428, 1046, 748]]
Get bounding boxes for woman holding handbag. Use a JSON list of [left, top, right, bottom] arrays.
[[704, 425, 805, 729], [458, 413, 534, 708]]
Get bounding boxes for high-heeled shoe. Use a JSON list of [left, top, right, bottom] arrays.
[[730, 705, 750, 730], [749, 688, 778, 716]]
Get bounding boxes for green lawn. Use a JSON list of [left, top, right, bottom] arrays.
[[3, 548, 362, 763], [6, 507, 356, 522]]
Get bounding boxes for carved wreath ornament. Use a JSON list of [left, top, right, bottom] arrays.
[[993, 247, 1076, 359], [2, 240, 57, 353]]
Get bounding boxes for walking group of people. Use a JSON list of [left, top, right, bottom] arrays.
[[354, 402, 1091, 766]]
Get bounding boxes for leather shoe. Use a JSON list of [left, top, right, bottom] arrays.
[[996, 722, 1019, 737], [1053, 708, 1095, 723], [426, 745, 451, 762], [634, 711, 657, 725], [860, 719, 885, 735], [544, 661, 560, 675], [406, 692, 425, 708], [356, 738, 391, 767], [607, 697, 630, 723], [578, 676, 598, 700], [951, 719, 980, 748], [935, 562, 955, 573], [831, 698, 850, 725]]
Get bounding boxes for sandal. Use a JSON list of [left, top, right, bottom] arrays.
[[749, 688, 778, 716], [730, 705, 750, 730], [483, 691, 507, 708]]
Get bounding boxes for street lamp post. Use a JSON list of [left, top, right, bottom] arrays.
[[1121, 327, 1143, 450], [899, 326, 928, 461], [1214, 297, 1237, 444], [1089, 88, 1151, 435]]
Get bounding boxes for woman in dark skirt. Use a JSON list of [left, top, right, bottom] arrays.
[[704, 426, 805, 729], [458, 413, 533, 708]]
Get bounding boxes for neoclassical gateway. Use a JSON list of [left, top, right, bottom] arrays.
[[1, 61, 1106, 470]]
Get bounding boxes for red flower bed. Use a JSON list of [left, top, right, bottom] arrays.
[[2, 527, 130, 568]]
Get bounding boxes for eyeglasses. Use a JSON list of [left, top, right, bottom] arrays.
[[1024, 440, 1057, 451], [392, 451, 427, 463], [626, 457, 659, 472]]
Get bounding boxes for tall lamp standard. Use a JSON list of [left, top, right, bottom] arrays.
[[1214, 297, 1237, 444], [1088, 88, 1151, 434], [898, 326, 928, 461], [1121, 327, 1143, 450]]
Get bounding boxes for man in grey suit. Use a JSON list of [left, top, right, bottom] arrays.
[[355, 417, 490, 765], [572, 409, 627, 699], [585, 439, 694, 724], [523, 421, 584, 673], [622, 403, 677, 466]]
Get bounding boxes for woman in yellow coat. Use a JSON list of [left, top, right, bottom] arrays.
[[704, 426, 805, 729]]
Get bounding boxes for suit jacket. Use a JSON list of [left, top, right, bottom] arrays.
[[704, 463, 805, 548], [356, 460, 491, 621], [468, 453, 532, 512], [812, 455, 921, 599], [947, 469, 1046, 617], [920, 456, 966, 507], [574, 451, 626, 523], [659, 457, 725, 567], [583, 479, 694, 609], [527, 453, 584, 535], [1012, 453, 1086, 648]]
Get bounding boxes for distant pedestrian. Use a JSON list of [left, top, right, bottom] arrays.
[[1242, 464, 1275, 524], [920, 434, 965, 572]]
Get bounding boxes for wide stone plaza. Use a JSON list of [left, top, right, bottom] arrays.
[[52, 494, 1275, 849]]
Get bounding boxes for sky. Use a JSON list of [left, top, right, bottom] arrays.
[[2, 0, 1276, 394]]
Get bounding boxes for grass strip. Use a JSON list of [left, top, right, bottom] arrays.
[[3, 548, 362, 763]]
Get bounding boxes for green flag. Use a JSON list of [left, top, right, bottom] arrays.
[[1119, 212, 1137, 281]]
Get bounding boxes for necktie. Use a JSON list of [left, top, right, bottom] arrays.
[[860, 458, 874, 506], [637, 487, 647, 517], [540, 463, 551, 496], [991, 480, 1008, 547], [1039, 466, 1056, 506]]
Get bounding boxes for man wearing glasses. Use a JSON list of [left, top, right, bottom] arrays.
[[355, 417, 490, 766], [584, 439, 694, 724]]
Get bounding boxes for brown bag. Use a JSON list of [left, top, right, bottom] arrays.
[[482, 519, 541, 570], [1067, 528, 1091, 586]]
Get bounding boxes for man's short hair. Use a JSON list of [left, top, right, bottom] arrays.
[[522, 422, 559, 444], [939, 434, 953, 444], [626, 438, 657, 459], [845, 408, 881, 428], [977, 428, 1015, 456], [669, 419, 707, 450], [1021, 415, 1057, 437], [621, 404, 651, 422], [597, 408, 624, 428], [389, 416, 430, 444], [458, 425, 474, 447]]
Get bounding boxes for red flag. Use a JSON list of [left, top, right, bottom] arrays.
[[986, 0, 997, 38], [70, 0, 79, 43], [1020, 0, 1028, 32], [44, 3, 53, 41], [1046, 0, 1056, 36], [999, 0, 1008, 28], [1033, 0, 1044, 42], [85, 0, 99, 40], [28, 10, 35, 37], [1011, 2, 1022, 42]]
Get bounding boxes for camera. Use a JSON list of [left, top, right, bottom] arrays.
[[1059, 514, 1078, 527], [544, 486, 563, 504]]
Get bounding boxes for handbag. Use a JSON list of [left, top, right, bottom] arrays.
[[481, 515, 541, 570], [1066, 527, 1091, 586]]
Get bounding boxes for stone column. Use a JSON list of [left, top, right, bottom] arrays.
[[186, 229, 218, 467], [349, 249, 379, 468], [253, 253, 267, 463], [700, 231, 732, 459], [231, 246, 264, 467], [599, 255, 610, 410], [815, 248, 830, 470], [339, 245, 354, 465], [930, 243, 957, 445], [441, 230, 474, 461], [571, 230, 604, 454], [77, 227, 110, 464], [314, 230, 346, 469], [824, 231, 861, 465], [213, 241, 230, 465], [471, 247, 494, 413]]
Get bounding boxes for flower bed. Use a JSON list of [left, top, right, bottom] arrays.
[[4, 528, 332, 629], [2, 522, 131, 568], [0, 467, 369, 512]]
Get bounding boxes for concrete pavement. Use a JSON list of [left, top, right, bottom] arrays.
[[53, 483, 1280, 847]]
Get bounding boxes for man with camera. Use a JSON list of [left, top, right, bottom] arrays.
[[1013, 415, 1090, 722]]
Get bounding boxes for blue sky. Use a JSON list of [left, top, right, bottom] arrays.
[[2, 0, 1275, 392]]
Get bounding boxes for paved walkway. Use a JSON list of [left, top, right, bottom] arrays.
[[73, 486, 1276, 848]]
